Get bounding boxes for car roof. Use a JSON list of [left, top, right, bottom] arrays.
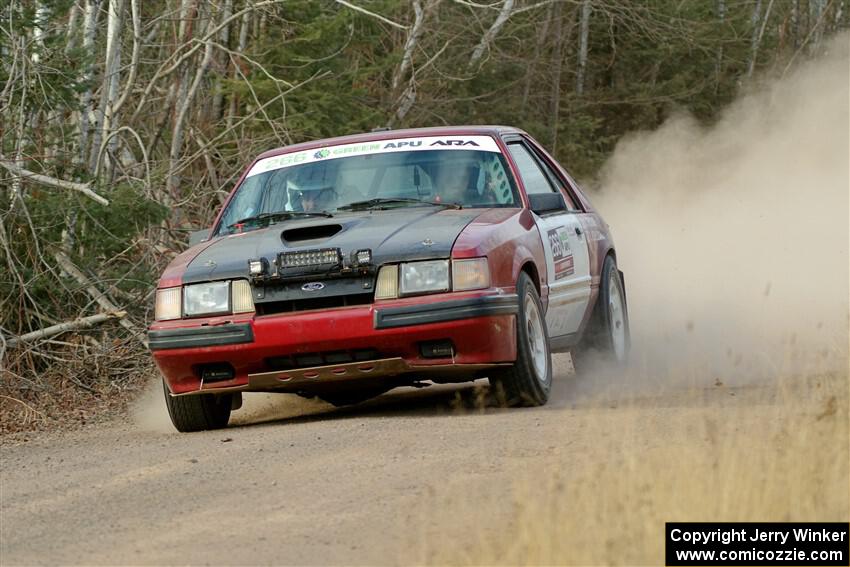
[[255, 125, 526, 160]]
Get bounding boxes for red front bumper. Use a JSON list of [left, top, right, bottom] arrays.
[[149, 290, 518, 395]]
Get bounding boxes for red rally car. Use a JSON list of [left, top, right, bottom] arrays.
[[149, 126, 629, 432]]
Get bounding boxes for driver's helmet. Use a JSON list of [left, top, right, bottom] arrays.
[[287, 163, 337, 212]]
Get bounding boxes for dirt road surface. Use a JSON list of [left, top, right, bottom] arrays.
[[2, 353, 846, 566]]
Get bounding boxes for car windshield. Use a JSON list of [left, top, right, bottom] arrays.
[[215, 136, 519, 235]]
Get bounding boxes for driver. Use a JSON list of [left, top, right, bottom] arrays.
[[434, 156, 476, 205], [287, 165, 338, 212], [297, 186, 336, 212]]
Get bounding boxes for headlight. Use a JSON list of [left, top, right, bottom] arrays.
[[400, 260, 450, 296], [374, 258, 491, 299], [155, 287, 181, 320], [154, 280, 255, 320], [452, 258, 490, 291], [183, 281, 230, 317]]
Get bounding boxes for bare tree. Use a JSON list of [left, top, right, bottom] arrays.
[[521, 2, 553, 113], [468, 0, 515, 67], [549, 1, 565, 152], [77, 0, 101, 167], [388, 0, 438, 126], [211, 0, 234, 122], [576, 0, 591, 95], [715, 0, 725, 91], [746, 0, 775, 79], [88, 0, 126, 175]]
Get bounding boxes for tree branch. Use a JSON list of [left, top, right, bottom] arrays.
[[5, 312, 127, 348], [0, 155, 109, 206], [334, 0, 408, 29]]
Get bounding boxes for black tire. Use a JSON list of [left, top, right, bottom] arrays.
[[577, 255, 630, 365], [489, 272, 552, 407], [163, 380, 232, 432]]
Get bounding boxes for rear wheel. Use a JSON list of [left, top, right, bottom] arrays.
[[489, 272, 552, 407], [576, 255, 630, 365], [163, 380, 232, 432]]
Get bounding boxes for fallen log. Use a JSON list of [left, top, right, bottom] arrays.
[[5, 311, 127, 348]]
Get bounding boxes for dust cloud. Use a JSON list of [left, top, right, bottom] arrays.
[[587, 34, 849, 393]]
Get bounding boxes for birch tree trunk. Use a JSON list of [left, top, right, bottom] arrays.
[[211, 0, 233, 122], [468, 0, 515, 67], [576, 0, 591, 96], [77, 0, 100, 167], [392, 0, 424, 92], [809, 0, 827, 53], [521, 3, 553, 114], [388, 0, 438, 126], [746, 0, 774, 79], [111, 0, 140, 117], [715, 0, 725, 92], [167, 40, 215, 210], [227, 7, 252, 130], [64, 2, 81, 55], [32, 2, 48, 64], [88, 0, 125, 176], [791, 0, 799, 49], [549, 1, 564, 152]]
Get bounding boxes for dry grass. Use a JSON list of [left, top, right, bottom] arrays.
[[415, 367, 849, 566]]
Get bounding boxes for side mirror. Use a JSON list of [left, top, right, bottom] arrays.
[[528, 192, 567, 215], [188, 229, 210, 247]]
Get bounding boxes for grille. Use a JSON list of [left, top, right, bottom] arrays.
[[256, 292, 373, 316], [265, 348, 380, 371]]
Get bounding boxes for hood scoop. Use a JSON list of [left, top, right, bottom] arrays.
[[282, 224, 342, 244]]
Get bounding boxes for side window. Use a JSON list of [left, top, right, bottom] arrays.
[[534, 156, 579, 211], [507, 143, 555, 195], [522, 141, 580, 211]]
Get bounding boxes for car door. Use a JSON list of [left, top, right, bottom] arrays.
[[506, 140, 592, 342]]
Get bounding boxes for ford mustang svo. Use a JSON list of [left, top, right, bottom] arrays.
[[149, 126, 629, 432]]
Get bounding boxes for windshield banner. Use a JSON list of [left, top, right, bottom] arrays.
[[246, 135, 502, 178]]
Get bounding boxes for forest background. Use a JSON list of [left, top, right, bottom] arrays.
[[1, 0, 846, 430]]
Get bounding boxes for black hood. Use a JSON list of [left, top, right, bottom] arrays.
[[181, 207, 484, 284]]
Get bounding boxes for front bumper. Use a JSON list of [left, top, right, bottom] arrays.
[[150, 291, 518, 395], [148, 323, 254, 350]]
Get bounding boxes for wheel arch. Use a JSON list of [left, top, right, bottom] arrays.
[[519, 261, 541, 294]]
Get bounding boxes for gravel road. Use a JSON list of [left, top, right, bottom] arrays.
[[2, 353, 846, 566]]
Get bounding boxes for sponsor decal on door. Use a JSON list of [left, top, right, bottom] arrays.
[[547, 227, 575, 280]]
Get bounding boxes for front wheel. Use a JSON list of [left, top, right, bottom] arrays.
[[489, 272, 552, 407], [163, 380, 232, 432]]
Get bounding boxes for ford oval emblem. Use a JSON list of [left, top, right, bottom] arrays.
[[301, 282, 325, 292]]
